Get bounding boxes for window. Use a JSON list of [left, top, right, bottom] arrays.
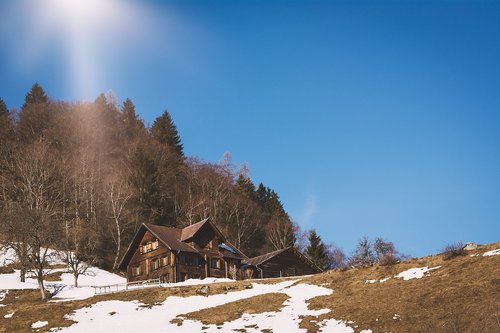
[[162, 256, 169, 266], [151, 258, 160, 271], [211, 258, 220, 269], [141, 240, 159, 254], [192, 256, 202, 266], [177, 254, 187, 264], [133, 265, 141, 276]]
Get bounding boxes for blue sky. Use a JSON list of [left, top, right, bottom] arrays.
[[0, 0, 499, 257]]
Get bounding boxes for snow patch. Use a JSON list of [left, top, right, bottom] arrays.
[[4, 311, 15, 318], [365, 277, 390, 284], [483, 249, 500, 256], [394, 266, 441, 280], [318, 318, 355, 332], [57, 280, 341, 333], [32, 321, 48, 328], [171, 277, 233, 287]]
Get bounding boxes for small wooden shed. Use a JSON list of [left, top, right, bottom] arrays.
[[242, 247, 322, 279]]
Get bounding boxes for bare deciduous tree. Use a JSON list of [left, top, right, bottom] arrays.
[[267, 216, 295, 250], [106, 178, 132, 270]]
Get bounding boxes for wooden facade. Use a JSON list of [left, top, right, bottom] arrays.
[[242, 247, 322, 279], [119, 219, 246, 283]]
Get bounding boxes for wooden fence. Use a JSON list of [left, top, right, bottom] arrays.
[[93, 278, 162, 295]]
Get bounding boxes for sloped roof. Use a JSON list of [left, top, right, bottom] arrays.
[[244, 247, 290, 266], [146, 224, 198, 253], [218, 241, 248, 260], [119, 219, 246, 270], [180, 218, 209, 241], [243, 246, 322, 273]]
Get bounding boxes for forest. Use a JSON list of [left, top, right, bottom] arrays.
[[0, 84, 323, 275], [0, 84, 403, 300]]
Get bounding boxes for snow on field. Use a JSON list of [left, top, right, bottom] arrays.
[[172, 277, 234, 286], [0, 245, 125, 301], [4, 311, 15, 318], [483, 249, 500, 256], [365, 277, 390, 284], [394, 266, 441, 280], [0, 246, 65, 267], [0, 247, 17, 266], [55, 280, 345, 333], [32, 320, 48, 328]]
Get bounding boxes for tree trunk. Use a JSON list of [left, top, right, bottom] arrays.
[[74, 273, 79, 288], [112, 225, 121, 271], [38, 277, 46, 300], [20, 267, 26, 283]]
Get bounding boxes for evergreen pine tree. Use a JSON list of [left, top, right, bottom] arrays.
[[151, 110, 184, 156], [17, 83, 51, 142], [305, 230, 330, 270], [0, 98, 13, 141], [121, 98, 145, 140], [22, 83, 48, 109], [0, 98, 7, 117]]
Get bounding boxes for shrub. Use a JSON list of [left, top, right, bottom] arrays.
[[377, 252, 399, 266], [442, 242, 466, 260], [0, 265, 15, 274]]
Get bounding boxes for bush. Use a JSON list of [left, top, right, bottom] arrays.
[[442, 242, 466, 260], [377, 253, 399, 266], [0, 265, 15, 274]]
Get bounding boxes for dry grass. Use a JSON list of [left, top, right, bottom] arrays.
[[301, 242, 500, 332], [0, 280, 256, 333], [44, 271, 64, 282], [176, 292, 289, 326], [0, 242, 498, 333]]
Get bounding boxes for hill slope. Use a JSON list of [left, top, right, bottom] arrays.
[[0, 243, 499, 332]]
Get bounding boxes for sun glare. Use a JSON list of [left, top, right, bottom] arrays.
[[0, 0, 158, 100]]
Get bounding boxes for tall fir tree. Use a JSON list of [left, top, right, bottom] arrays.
[[22, 83, 48, 109], [305, 229, 330, 270], [121, 98, 145, 140], [17, 83, 51, 143], [151, 110, 184, 156], [0, 98, 13, 141]]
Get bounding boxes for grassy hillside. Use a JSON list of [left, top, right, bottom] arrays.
[[0, 243, 498, 332]]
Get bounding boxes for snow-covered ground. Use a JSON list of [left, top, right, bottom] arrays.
[[54, 279, 366, 333], [0, 246, 126, 301], [394, 266, 441, 281], [483, 249, 500, 256], [0, 267, 126, 301]]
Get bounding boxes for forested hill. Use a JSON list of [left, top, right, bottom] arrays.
[[0, 83, 298, 269]]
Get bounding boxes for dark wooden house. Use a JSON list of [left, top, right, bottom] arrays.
[[119, 219, 246, 283], [242, 247, 322, 279]]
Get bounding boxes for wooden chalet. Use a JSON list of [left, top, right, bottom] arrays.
[[242, 246, 322, 279], [118, 219, 247, 283]]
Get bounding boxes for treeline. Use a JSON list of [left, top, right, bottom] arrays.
[[0, 84, 299, 280]]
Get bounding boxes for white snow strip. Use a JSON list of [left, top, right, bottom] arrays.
[[365, 277, 390, 284], [32, 321, 49, 328], [483, 249, 500, 256], [0, 247, 18, 266], [394, 266, 441, 280], [4, 311, 15, 318], [318, 318, 355, 332], [169, 277, 234, 287], [57, 280, 340, 333]]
